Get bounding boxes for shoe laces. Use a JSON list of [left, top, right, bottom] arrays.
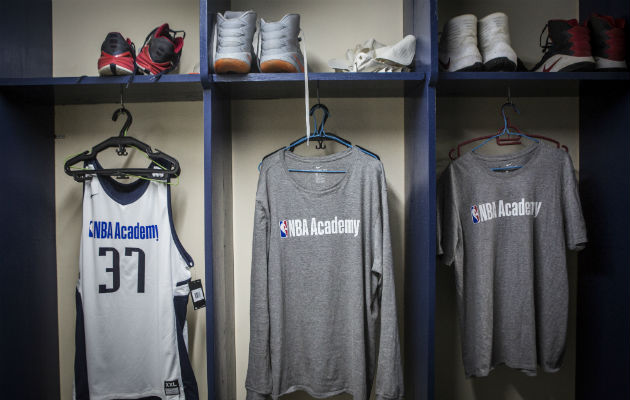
[[127, 39, 137, 60], [142, 26, 185, 79], [142, 25, 186, 49], [539, 23, 552, 53], [301, 30, 310, 141], [217, 17, 251, 53], [259, 21, 297, 55]]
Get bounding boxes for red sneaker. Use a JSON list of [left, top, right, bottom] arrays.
[[98, 32, 136, 76], [532, 19, 595, 72], [588, 14, 627, 71], [136, 23, 185, 75]]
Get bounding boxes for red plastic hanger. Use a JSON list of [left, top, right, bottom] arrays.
[[448, 116, 569, 160]]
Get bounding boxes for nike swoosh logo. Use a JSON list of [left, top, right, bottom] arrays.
[[439, 58, 451, 70], [91, 193, 98, 198], [543, 58, 561, 72]]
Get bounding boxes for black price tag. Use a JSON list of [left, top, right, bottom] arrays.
[[189, 279, 206, 310]]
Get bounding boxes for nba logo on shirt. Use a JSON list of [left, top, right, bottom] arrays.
[[471, 205, 480, 224], [279, 220, 288, 238]]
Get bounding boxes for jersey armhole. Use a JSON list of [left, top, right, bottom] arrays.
[[167, 184, 195, 267]]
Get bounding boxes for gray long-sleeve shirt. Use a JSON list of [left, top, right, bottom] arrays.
[[246, 147, 404, 400]]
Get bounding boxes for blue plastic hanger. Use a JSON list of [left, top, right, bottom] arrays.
[[286, 105, 348, 173], [470, 102, 539, 172], [257, 102, 379, 172]]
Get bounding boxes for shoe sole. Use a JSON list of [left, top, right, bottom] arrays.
[[98, 64, 134, 76], [596, 67, 628, 71], [454, 62, 484, 72], [535, 54, 595, 72], [260, 60, 300, 73], [484, 57, 517, 72], [594, 57, 627, 71], [558, 62, 596, 72], [214, 58, 251, 74]]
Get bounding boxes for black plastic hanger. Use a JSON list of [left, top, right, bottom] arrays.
[[64, 103, 180, 182]]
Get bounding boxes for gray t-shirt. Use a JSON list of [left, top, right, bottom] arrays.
[[246, 147, 404, 400], [437, 143, 587, 377]]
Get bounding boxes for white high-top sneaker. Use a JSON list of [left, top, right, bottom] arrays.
[[259, 14, 305, 73], [439, 14, 483, 72], [478, 12, 518, 71], [211, 10, 257, 73]]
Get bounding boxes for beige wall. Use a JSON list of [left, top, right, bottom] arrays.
[[52, 0, 199, 76]]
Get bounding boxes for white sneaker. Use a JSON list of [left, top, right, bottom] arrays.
[[258, 14, 305, 72], [439, 14, 483, 72], [478, 12, 517, 71], [211, 10, 257, 73], [375, 35, 416, 66], [328, 35, 416, 72]]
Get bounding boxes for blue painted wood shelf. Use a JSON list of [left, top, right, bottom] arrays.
[[437, 71, 630, 97], [0, 72, 429, 102], [0, 74, 202, 104], [210, 72, 427, 99]]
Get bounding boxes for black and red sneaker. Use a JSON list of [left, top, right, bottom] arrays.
[[532, 19, 595, 72], [98, 32, 136, 76], [587, 14, 627, 71], [136, 23, 185, 76]]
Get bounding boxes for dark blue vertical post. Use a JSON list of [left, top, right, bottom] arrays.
[[0, 0, 52, 78], [404, 0, 436, 398], [204, 84, 235, 400], [203, 89, 216, 400], [0, 0, 58, 398], [202, 2, 236, 399], [200, 0, 209, 83], [577, 0, 629, 398], [0, 92, 58, 400], [404, 81, 436, 400], [577, 80, 630, 399], [200, 2, 216, 399]]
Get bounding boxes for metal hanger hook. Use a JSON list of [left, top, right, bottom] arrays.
[[501, 102, 519, 131], [309, 104, 329, 135], [112, 108, 133, 155]]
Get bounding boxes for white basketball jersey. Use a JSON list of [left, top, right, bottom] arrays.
[[74, 165, 198, 400]]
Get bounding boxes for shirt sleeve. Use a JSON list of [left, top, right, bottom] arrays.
[[245, 193, 273, 399], [372, 168, 404, 400], [437, 164, 463, 267], [561, 152, 588, 251]]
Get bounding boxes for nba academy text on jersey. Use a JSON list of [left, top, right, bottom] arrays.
[[88, 220, 160, 241]]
